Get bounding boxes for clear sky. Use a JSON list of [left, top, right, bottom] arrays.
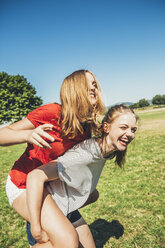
[[0, 0, 165, 106]]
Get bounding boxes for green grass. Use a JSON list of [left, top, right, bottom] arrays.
[[0, 109, 165, 247], [0, 144, 28, 248], [137, 109, 165, 120]]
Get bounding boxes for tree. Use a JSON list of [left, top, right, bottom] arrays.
[[130, 102, 139, 109], [152, 95, 162, 105], [161, 95, 165, 104], [138, 98, 149, 108], [0, 72, 43, 124]]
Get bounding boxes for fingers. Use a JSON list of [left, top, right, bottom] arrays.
[[28, 124, 56, 148], [30, 135, 52, 149], [37, 126, 55, 143], [39, 124, 54, 131], [36, 231, 49, 244], [40, 230, 49, 243], [33, 230, 49, 244]]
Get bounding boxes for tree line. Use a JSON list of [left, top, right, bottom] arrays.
[[130, 95, 165, 109]]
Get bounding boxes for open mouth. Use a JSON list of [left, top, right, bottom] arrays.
[[90, 92, 96, 98], [90, 94, 97, 102], [119, 138, 129, 147]]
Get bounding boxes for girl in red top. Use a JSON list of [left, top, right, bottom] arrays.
[[1, 69, 105, 247]]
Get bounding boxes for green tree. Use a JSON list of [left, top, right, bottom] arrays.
[[130, 102, 139, 109], [161, 95, 165, 104], [152, 94, 162, 105], [138, 98, 149, 108], [0, 72, 43, 124]]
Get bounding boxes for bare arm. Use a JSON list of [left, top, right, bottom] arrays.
[[26, 161, 59, 242], [0, 118, 54, 148]]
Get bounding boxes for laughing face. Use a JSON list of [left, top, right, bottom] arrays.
[[103, 112, 137, 154], [86, 72, 98, 105]]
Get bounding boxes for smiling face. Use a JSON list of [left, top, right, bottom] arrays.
[[85, 72, 98, 105], [103, 112, 137, 155]]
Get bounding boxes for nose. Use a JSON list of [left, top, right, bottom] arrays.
[[126, 129, 135, 140], [90, 84, 95, 91]]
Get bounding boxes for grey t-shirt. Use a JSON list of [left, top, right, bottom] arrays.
[[47, 138, 113, 215]]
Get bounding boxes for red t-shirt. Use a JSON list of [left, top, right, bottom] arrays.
[[9, 103, 91, 188]]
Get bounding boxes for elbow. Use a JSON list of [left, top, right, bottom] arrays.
[[27, 170, 36, 181], [27, 169, 45, 185], [27, 170, 36, 186]]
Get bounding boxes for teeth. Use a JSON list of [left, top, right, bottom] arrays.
[[120, 139, 129, 145], [121, 139, 128, 142]]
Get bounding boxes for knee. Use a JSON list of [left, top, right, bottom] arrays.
[[91, 189, 99, 203], [51, 229, 79, 248], [94, 189, 99, 202], [64, 230, 79, 248], [82, 189, 99, 208]]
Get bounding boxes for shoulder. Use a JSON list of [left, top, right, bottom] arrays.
[[59, 138, 102, 166], [42, 103, 61, 118], [27, 103, 61, 119], [35, 103, 61, 114], [27, 103, 61, 126], [81, 138, 103, 159]]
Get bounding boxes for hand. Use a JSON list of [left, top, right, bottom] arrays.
[[26, 124, 55, 148], [31, 225, 49, 244]]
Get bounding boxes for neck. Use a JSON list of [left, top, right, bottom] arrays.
[[96, 136, 116, 158]]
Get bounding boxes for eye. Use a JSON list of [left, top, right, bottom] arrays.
[[131, 127, 137, 133], [120, 126, 127, 130], [92, 81, 98, 88]]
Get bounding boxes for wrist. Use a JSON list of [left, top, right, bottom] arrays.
[[31, 219, 41, 227], [31, 222, 42, 233], [24, 130, 31, 143]]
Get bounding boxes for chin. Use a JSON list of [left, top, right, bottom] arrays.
[[90, 100, 97, 105], [117, 145, 127, 151], [116, 141, 128, 151]]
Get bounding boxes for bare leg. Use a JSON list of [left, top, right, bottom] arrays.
[[39, 192, 79, 248], [13, 191, 79, 248], [13, 189, 98, 248], [28, 216, 95, 248], [28, 189, 99, 247], [74, 217, 96, 248]]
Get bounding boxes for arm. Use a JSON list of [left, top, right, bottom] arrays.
[[0, 118, 54, 148], [26, 160, 59, 242]]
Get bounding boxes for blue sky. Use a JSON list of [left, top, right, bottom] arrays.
[[0, 0, 165, 106]]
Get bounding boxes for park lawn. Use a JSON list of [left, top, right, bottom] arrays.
[[0, 109, 165, 248], [0, 144, 27, 248]]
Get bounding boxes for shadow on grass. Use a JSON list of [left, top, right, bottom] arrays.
[[89, 219, 124, 248]]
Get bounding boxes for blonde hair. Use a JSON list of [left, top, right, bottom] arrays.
[[102, 104, 138, 167], [60, 69, 106, 138]]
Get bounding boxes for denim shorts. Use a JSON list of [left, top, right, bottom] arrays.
[[27, 210, 82, 246]]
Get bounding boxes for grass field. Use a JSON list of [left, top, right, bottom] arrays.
[[0, 109, 165, 248]]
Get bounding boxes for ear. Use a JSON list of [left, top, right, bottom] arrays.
[[103, 122, 110, 133]]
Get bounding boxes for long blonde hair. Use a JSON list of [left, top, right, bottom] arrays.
[[60, 69, 105, 138], [102, 104, 138, 167]]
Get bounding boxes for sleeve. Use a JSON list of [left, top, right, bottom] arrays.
[[27, 103, 61, 127]]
